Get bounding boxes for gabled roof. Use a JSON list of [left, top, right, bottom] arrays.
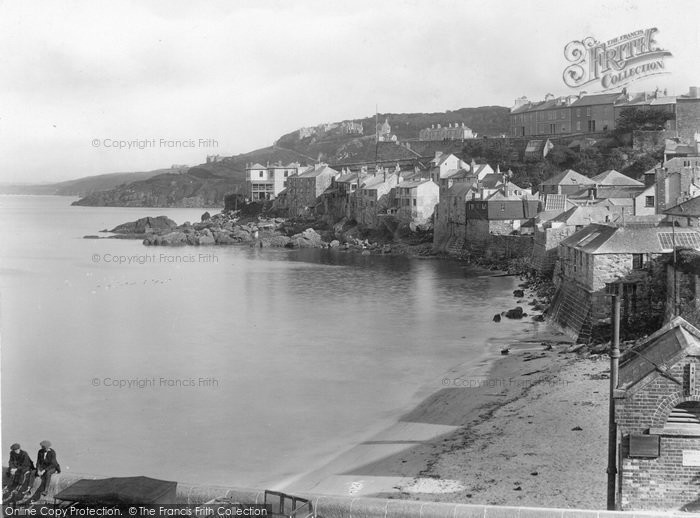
[[247, 163, 266, 170], [561, 223, 700, 254], [431, 153, 460, 167], [549, 205, 617, 226], [541, 169, 595, 187], [591, 170, 644, 187], [618, 317, 700, 393], [571, 92, 623, 107], [665, 196, 700, 217]]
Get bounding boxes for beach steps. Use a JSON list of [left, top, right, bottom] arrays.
[[446, 236, 466, 256]]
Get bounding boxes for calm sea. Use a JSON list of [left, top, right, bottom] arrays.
[[0, 196, 531, 488]]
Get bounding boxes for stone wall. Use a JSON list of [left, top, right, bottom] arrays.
[[676, 97, 700, 144], [532, 226, 576, 274]]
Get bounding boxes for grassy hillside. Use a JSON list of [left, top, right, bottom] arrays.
[[70, 106, 511, 207], [0, 168, 181, 196]]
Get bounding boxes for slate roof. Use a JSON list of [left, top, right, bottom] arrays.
[[664, 196, 700, 217], [560, 223, 700, 254], [541, 169, 595, 187], [397, 179, 434, 189], [336, 172, 359, 183], [618, 317, 700, 391], [570, 92, 623, 107], [247, 163, 266, 170], [445, 183, 475, 198], [297, 165, 339, 178], [591, 170, 643, 187]]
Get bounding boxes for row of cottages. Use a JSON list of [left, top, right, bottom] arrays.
[[548, 223, 700, 342], [433, 164, 541, 252], [245, 161, 307, 201], [509, 86, 700, 139]]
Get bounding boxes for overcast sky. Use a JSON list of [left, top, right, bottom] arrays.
[[1, 0, 699, 184]]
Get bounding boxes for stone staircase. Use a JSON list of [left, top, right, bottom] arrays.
[[447, 236, 466, 256]]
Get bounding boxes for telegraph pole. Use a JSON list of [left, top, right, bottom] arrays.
[[607, 286, 621, 510]]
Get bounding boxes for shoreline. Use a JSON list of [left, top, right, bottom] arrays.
[[281, 315, 574, 499]]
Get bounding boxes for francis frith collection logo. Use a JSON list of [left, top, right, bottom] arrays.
[[562, 28, 672, 91]]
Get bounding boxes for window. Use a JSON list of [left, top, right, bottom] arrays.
[[576, 121, 581, 131], [284, 171, 289, 177], [500, 203, 506, 211], [576, 108, 581, 117], [632, 254, 644, 269], [259, 171, 264, 178], [586, 107, 591, 116], [412, 199, 417, 206], [664, 402, 700, 433], [645, 196, 655, 207]]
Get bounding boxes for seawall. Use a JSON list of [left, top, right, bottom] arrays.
[[16, 472, 700, 517]]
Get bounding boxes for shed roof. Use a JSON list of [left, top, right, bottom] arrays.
[[665, 196, 700, 217]]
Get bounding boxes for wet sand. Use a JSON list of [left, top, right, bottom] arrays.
[[284, 326, 610, 510]]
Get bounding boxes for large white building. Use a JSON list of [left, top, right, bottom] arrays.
[[246, 161, 306, 201]]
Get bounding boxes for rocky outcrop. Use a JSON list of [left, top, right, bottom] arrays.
[[109, 216, 177, 234]]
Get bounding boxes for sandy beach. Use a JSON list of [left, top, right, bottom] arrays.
[[284, 298, 611, 510]]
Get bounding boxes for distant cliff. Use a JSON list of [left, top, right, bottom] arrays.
[[71, 169, 238, 208], [0, 168, 182, 196], [70, 106, 510, 207]]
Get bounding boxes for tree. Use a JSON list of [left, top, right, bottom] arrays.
[[615, 106, 675, 134]]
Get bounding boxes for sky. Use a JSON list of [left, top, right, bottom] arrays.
[[1, 0, 699, 184]]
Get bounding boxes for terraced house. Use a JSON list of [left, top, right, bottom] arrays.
[[286, 164, 340, 218]]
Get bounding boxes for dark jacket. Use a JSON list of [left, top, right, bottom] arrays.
[[36, 448, 60, 473], [9, 449, 33, 470]]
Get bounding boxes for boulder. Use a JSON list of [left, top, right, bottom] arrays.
[[493, 314, 502, 322], [288, 228, 323, 248], [329, 240, 340, 248], [513, 289, 525, 298], [505, 306, 524, 319], [201, 211, 211, 222]]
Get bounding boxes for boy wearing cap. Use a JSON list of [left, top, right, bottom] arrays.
[[36, 441, 60, 496], [4, 443, 34, 493]]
